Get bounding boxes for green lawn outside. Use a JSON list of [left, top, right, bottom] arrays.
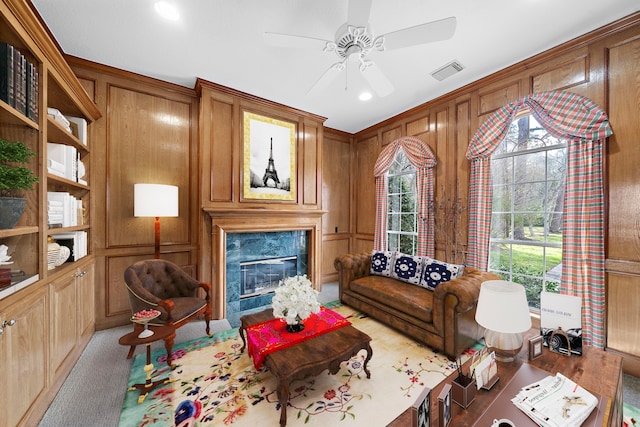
[[489, 227, 562, 308]]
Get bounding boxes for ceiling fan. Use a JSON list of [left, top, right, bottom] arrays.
[[264, 0, 456, 97]]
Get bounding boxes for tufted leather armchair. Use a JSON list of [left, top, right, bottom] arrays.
[[124, 259, 213, 345]]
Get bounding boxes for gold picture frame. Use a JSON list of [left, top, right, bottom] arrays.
[[242, 111, 296, 201]]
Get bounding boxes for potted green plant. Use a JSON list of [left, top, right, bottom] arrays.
[[0, 138, 39, 229]]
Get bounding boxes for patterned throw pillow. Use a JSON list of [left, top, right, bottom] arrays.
[[420, 258, 465, 290], [370, 250, 395, 277], [391, 253, 424, 285]]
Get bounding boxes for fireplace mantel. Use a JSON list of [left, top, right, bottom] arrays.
[[205, 208, 326, 319]]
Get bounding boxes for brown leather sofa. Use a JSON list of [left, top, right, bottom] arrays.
[[334, 252, 500, 359]]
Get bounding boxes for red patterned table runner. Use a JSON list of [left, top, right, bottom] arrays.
[[246, 306, 351, 369]]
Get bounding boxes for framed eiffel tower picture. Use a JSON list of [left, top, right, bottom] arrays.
[[242, 111, 297, 201]]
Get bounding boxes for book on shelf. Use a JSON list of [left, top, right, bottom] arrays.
[[47, 191, 81, 228], [47, 107, 71, 131], [0, 42, 15, 106], [0, 42, 38, 120], [47, 142, 78, 182], [65, 115, 88, 145]]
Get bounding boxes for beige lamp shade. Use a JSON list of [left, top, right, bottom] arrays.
[[134, 184, 178, 217]]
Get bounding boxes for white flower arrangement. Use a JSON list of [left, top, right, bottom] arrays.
[[271, 274, 321, 325]]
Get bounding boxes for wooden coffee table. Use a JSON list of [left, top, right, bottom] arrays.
[[240, 309, 373, 427]]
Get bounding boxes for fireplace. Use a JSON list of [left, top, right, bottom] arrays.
[[225, 230, 308, 326], [205, 208, 324, 327]]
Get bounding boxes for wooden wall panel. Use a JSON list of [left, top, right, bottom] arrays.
[[209, 97, 234, 202], [531, 56, 589, 93], [321, 238, 350, 282], [407, 116, 429, 137], [381, 126, 402, 145], [606, 37, 640, 262], [478, 82, 521, 115], [607, 274, 640, 354], [322, 132, 350, 235], [354, 135, 379, 236], [302, 122, 319, 205], [454, 99, 472, 257], [322, 129, 351, 282], [106, 85, 192, 248]]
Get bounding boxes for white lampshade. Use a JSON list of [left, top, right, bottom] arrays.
[[476, 280, 531, 333], [475, 280, 532, 362], [134, 184, 179, 217]]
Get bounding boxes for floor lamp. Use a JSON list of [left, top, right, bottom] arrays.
[[134, 183, 179, 259]]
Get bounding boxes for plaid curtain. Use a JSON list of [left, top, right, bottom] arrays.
[[465, 91, 611, 348], [374, 137, 437, 257]]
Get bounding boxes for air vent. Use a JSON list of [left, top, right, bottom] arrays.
[[431, 60, 465, 81]]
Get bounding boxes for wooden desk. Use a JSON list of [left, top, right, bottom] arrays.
[[389, 329, 623, 426]]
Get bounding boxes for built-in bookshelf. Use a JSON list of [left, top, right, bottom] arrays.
[[0, 0, 101, 425]]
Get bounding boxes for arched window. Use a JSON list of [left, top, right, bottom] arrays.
[[386, 150, 418, 254], [374, 137, 436, 257], [466, 91, 612, 348], [489, 112, 567, 308]]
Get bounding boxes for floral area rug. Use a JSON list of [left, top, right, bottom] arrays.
[[624, 402, 640, 427], [119, 302, 478, 427]]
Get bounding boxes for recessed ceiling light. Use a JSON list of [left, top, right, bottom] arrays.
[[154, 2, 179, 21], [359, 92, 372, 101]]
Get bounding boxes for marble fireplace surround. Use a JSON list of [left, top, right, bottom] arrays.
[[205, 208, 324, 321]]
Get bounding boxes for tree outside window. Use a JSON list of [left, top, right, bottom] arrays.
[[386, 150, 418, 255], [489, 114, 565, 309]]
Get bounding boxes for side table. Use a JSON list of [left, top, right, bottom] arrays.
[[118, 324, 176, 404]]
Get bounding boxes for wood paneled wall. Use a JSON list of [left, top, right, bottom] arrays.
[[67, 58, 200, 330], [346, 12, 640, 373], [321, 128, 351, 282]]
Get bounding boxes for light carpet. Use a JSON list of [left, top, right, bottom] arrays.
[[119, 303, 477, 426]]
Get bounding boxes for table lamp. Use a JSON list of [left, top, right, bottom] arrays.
[[475, 280, 532, 362], [134, 183, 178, 259]]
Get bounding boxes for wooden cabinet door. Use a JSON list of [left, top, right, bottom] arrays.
[[49, 274, 78, 377], [77, 262, 95, 339], [0, 287, 48, 427]]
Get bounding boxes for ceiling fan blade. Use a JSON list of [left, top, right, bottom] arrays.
[[306, 62, 345, 96], [382, 16, 457, 51], [264, 32, 330, 50], [348, 0, 372, 27], [361, 62, 394, 97]]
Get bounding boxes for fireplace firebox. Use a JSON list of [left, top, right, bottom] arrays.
[[240, 256, 297, 298]]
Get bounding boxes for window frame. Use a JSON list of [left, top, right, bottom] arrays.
[[385, 150, 418, 255], [488, 113, 566, 309]]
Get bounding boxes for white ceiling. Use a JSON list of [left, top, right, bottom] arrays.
[[31, 0, 639, 133]]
